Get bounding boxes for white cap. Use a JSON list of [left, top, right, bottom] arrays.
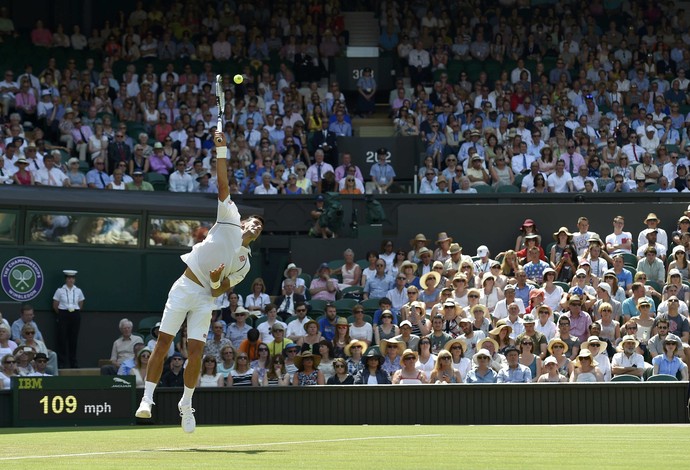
[[575, 268, 587, 276], [598, 283, 611, 295], [63, 270, 78, 276], [476, 245, 489, 257], [646, 125, 656, 133]]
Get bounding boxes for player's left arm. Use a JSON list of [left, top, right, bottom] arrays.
[[214, 128, 229, 201]]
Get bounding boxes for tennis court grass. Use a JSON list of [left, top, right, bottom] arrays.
[[0, 424, 687, 469]]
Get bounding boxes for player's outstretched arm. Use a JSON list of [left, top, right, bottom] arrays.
[[215, 128, 229, 201]]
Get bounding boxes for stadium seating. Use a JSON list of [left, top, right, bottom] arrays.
[[610, 374, 642, 382]]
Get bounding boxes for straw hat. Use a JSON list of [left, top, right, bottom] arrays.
[[444, 337, 467, 354], [283, 263, 302, 278], [344, 339, 368, 357], [552, 227, 573, 242], [294, 351, 321, 370], [380, 338, 405, 356], [410, 233, 429, 246], [573, 349, 599, 368], [401, 348, 418, 363], [644, 213, 659, 223], [400, 260, 418, 273], [420, 270, 441, 288], [477, 337, 499, 351], [489, 320, 512, 337], [447, 243, 462, 255], [417, 247, 433, 257], [231, 306, 251, 320], [470, 304, 489, 319], [547, 338, 569, 355], [618, 334, 640, 350], [581, 335, 603, 351], [436, 232, 453, 244]]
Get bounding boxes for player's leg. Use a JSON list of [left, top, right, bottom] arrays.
[[145, 332, 175, 385], [176, 302, 213, 433], [136, 275, 190, 418]]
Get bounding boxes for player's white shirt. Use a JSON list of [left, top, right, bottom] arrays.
[[181, 196, 245, 290]]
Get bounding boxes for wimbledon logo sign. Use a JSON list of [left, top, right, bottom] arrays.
[[1, 256, 44, 301]]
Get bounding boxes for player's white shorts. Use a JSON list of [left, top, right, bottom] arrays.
[[159, 274, 215, 342]]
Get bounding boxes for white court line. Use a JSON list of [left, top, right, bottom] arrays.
[[0, 433, 443, 461]]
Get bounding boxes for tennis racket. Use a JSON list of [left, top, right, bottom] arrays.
[[215, 74, 224, 131]]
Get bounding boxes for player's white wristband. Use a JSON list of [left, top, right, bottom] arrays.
[[216, 146, 228, 159], [210, 279, 221, 289]]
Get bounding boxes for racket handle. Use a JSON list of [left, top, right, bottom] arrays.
[[217, 117, 223, 131]]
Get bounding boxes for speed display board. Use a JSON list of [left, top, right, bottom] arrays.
[[12, 376, 136, 426]]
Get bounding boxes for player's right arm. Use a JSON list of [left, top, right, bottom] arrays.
[[214, 128, 229, 201]]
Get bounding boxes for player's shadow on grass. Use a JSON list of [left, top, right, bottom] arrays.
[[165, 449, 280, 455]]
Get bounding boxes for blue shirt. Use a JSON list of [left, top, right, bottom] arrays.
[[364, 274, 394, 299], [651, 354, 686, 377], [465, 367, 498, 383], [86, 169, 112, 188], [621, 296, 656, 318], [497, 364, 533, 383], [318, 316, 337, 341], [514, 285, 533, 308], [370, 163, 396, 184]]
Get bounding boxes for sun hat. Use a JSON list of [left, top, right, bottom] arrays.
[[471, 304, 489, 319], [231, 306, 251, 319], [336, 317, 349, 327], [444, 338, 467, 353], [447, 243, 462, 255], [489, 320, 512, 337], [477, 337, 499, 351], [283, 263, 303, 278], [410, 233, 429, 246], [574, 349, 599, 368], [644, 213, 659, 223], [361, 348, 384, 366], [294, 351, 321, 370], [481, 272, 495, 285], [344, 339, 368, 357], [552, 227, 573, 241], [547, 338, 569, 355], [417, 247, 433, 257], [400, 260, 418, 272], [472, 348, 492, 365], [400, 348, 418, 363], [662, 334, 684, 357], [380, 338, 405, 356], [582, 336, 602, 350], [419, 270, 441, 288], [618, 334, 640, 350], [436, 232, 453, 244]]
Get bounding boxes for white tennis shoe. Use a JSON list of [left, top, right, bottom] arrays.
[[178, 401, 196, 433], [135, 397, 155, 419]]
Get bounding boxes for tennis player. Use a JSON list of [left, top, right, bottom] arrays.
[[136, 128, 263, 433]]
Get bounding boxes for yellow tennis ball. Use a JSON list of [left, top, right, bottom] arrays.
[[233, 74, 243, 84]]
